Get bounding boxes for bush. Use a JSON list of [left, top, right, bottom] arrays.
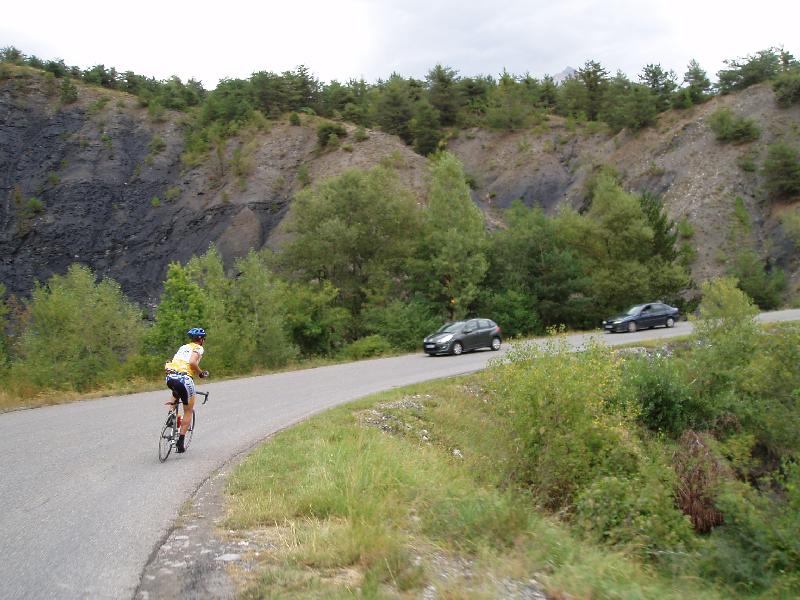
[[707, 107, 760, 143], [342, 335, 392, 359], [26, 197, 44, 214], [621, 355, 703, 436], [361, 298, 439, 350], [763, 142, 800, 198], [288, 111, 301, 126], [317, 122, 347, 147], [59, 77, 78, 104], [774, 69, 800, 107], [487, 339, 641, 509], [574, 466, 695, 560], [10, 265, 144, 393]]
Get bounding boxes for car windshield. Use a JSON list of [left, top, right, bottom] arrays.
[[437, 322, 464, 333], [625, 305, 644, 315]]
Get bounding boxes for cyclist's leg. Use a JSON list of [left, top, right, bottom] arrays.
[[178, 375, 196, 440], [180, 394, 195, 435]]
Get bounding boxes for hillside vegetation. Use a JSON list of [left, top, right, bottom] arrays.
[[223, 282, 800, 598], [1, 46, 800, 404]]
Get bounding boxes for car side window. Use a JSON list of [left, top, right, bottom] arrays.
[[465, 319, 478, 331], [642, 305, 652, 313], [479, 319, 491, 329]]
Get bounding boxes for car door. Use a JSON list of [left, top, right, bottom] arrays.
[[639, 305, 655, 328], [478, 319, 493, 348], [462, 319, 481, 350]]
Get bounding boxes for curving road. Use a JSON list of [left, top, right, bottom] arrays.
[[1, 310, 798, 599]]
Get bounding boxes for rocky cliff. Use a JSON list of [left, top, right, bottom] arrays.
[[2, 66, 799, 306]]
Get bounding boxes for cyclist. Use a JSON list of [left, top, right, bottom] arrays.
[[164, 327, 209, 453]]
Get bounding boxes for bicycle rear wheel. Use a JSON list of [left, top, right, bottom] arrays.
[[158, 414, 175, 462]]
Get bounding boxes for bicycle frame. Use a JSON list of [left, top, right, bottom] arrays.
[[158, 391, 210, 462]]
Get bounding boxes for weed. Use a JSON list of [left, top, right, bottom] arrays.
[[164, 186, 180, 202], [87, 96, 110, 115], [150, 196, 161, 208], [148, 134, 166, 155]]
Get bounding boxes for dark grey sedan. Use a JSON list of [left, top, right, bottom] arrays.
[[603, 302, 679, 333], [423, 318, 502, 355]]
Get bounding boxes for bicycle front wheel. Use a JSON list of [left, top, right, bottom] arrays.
[[158, 415, 175, 462]]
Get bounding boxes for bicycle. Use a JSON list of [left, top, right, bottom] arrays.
[[158, 391, 209, 462]]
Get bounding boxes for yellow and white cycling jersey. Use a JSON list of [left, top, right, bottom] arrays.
[[164, 342, 204, 375]]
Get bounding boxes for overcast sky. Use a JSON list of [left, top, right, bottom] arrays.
[[2, 0, 797, 88]]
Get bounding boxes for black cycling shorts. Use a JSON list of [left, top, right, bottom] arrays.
[[166, 373, 195, 405]]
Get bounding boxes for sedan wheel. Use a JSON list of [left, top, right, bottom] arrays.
[[627, 321, 637, 333], [491, 337, 501, 351], [451, 342, 463, 356], [666, 317, 675, 328]]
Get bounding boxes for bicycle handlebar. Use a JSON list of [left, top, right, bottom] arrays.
[[197, 391, 210, 405]]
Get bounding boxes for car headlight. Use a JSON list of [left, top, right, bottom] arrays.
[[613, 320, 622, 324], [438, 334, 454, 343]]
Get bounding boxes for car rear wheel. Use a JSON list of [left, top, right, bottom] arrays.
[[627, 321, 637, 333], [666, 317, 675, 328], [491, 337, 501, 351], [451, 342, 463, 356]]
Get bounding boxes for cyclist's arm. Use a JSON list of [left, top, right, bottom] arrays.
[[188, 349, 202, 377]]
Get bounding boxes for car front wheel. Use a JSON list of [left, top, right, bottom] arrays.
[[666, 317, 675, 328], [491, 337, 501, 351], [451, 342, 463, 356], [627, 321, 637, 333]]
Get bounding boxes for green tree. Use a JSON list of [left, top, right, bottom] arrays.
[[416, 152, 488, 318], [683, 59, 712, 104], [426, 64, 461, 126], [144, 262, 208, 358], [600, 74, 658, 132], [728, 250, 785, 310], [484, 201, 590, 331], [410, 99, 442, 156], [278, 166, 421, 324], [639, 63, 677, 112], [373, 76, 415, 144], [763, 142, 800, 198], [12, 265, 144, 391], [639, 191, 678, 261], [577, 60, 610, 121], [717, 48, 782, 94]]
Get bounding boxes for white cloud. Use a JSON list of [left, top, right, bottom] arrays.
[[1, 0, 797, 87]]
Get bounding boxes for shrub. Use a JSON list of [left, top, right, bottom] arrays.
[[774, 69, 800, 107], [296, 164, 311, 187], [621, 355, 702, 436], [317, 121, 347, 147], [288, 111, 301, 126], [10, 265, 144, 392], [574, 467, 695, 560], [164, 186, 180, 202], [59, 78, 78, 104], [487, 339, 641, 509], [150, 196, 161, 207], [342, 335, 392, 359], [148, 134, 166, 154], [26, 197, 44, 214], [361, 298, 439, 350], [763, 142, 800, 198], [672, 431, 728, 533], [354, 126, 368, 142], [707, 107, 760, 143]]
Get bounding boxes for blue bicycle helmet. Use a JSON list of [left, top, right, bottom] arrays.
[[187, 327, 206, 340]]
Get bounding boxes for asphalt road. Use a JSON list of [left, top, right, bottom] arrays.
[[1, 309, 798, 599]]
